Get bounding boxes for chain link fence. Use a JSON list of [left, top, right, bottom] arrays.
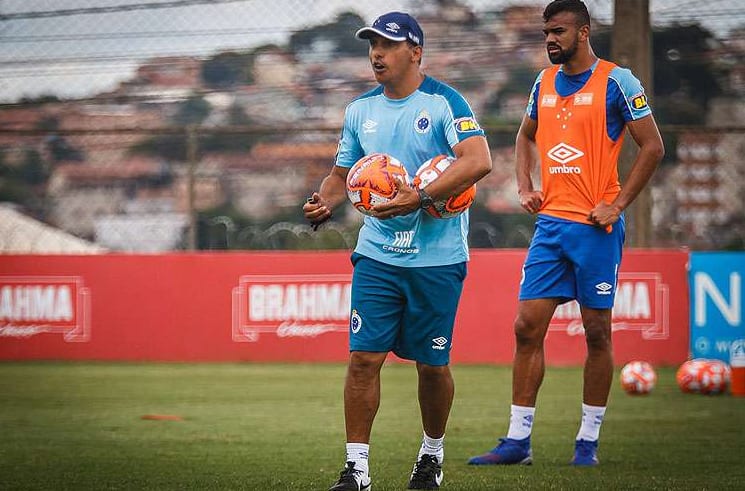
[[1, 0, 743, 252]]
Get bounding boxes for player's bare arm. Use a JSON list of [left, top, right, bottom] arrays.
[[303, 165, 349, 226], [434, 135, 492, 199], [372, 135, 491, 219], [588, 114, 664, 227], [515, 114, 543, 214]]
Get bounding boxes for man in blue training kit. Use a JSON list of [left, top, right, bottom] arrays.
[[468, 0, 663, 468], [303, 11, 492, 491]]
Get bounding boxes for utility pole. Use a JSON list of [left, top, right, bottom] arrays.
[[611, 0, 653, 247], [186, 125, 198, 251]]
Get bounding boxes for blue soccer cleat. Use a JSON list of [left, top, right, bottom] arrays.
[[467, 437, 533, 465], [571, 439, 599, 466]]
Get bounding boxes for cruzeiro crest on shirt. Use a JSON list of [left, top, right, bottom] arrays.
[[414, 109, 431, 134]]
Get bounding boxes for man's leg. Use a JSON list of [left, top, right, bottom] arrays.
[[579, 307, 613, 406], [512, 298, 560, 406], [468, 298, 557, 465], [571, 306, 613, 466], [345, 351, 388, 443], [417, 362, 453, 449], [407, 362, 452, 489], [329, 351, 387, 491]]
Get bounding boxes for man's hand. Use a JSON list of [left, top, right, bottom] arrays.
[[518, 190, 544, 214], [371, 177, 420, 219], [303, 192, 332, 229], [588, 202, 622, 229]]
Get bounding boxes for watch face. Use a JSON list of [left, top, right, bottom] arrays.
[[418, 189, 433, 208]]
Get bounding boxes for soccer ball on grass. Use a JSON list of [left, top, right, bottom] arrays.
[[677, 359, 730, 395], [620, 360, 657, 395]]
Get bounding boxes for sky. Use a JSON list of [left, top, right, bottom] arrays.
[[0, 0, 742, 103]]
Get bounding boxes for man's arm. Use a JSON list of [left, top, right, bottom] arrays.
[[303, 165, 350, 227], [424, 134, 492, 199], [515, 114, 543, 214], [588, 114, 664, 227], [371, 135, 492, 219]]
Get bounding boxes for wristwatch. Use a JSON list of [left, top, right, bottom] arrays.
[[417, 187, 434, 209]]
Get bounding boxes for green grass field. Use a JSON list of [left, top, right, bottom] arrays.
[[1, 362, 743, 490]]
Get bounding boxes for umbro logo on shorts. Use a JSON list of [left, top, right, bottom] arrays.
[[595, 282, 613, 295], [432, 336, 448, 350]]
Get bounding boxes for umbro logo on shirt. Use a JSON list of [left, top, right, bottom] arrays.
[[362, 119, 378, 134]]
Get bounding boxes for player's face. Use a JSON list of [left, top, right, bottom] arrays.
[[368, 35, 420, 86], [543, 11, 583, 64]]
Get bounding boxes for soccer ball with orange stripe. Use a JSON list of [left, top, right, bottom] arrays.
[[620, 360, 657, 395], [413, 155, 475, 218], [346, 153, 410, 216]]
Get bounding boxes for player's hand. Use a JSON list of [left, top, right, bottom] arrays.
[[371, 177, 418, 219], [519, 190, 544, 214], [588, 202, 621, 231], [303, 192, 332, 229]]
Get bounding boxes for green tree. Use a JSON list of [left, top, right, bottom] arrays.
[[201, 51, 255, 88], [36, 116, 84, 162], [175, 95, 212, 126], [289, 12, 367, 58], [20, 149, 48, 186], [594, 23, 727, 125]]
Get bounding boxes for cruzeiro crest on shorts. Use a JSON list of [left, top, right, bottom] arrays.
[[350, 309, 363, 333]]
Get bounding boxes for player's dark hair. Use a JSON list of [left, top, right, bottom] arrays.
[[543, 0, 591, 28]]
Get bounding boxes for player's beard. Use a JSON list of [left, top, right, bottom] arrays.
[[547, 36, 579, 64]]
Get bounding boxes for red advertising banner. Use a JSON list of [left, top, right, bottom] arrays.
[[0, 250, 689, 365]]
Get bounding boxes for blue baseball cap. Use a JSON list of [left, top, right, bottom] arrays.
[[355, 11, 424, 47]]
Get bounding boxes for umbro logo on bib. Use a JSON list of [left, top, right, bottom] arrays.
[[547, 143, 584, 164]]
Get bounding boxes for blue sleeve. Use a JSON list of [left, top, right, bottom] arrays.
[[526, 70, 544, 121], [334, 104, 364, 168], [441, 86, 485, 148], [608, 67, 652, 123], [606, 67, 652, 141]]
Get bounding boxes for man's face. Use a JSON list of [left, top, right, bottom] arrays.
[[367, 35, 420, 85], [542, 11, 583, 64]]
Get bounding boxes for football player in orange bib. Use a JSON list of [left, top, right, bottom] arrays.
[[469, 0, 664, 467]]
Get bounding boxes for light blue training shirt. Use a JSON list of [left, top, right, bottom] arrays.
[[336, 75, 485, 268]]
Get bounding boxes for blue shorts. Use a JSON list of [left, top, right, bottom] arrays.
[[349, 253, 466, 366], [519, 214, 625, 309]]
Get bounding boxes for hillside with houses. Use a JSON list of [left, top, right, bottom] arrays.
[[1, 2, 742, 251]]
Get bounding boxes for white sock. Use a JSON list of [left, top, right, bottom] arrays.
[[506, 404, 536, 440], [417, 432, 444, 463], [345, 443, 370, 475], [575, 403, 606, 442]]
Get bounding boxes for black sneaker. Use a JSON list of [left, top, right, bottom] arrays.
[[329, 461, 371, 491], [407, 454, 443, 490]]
